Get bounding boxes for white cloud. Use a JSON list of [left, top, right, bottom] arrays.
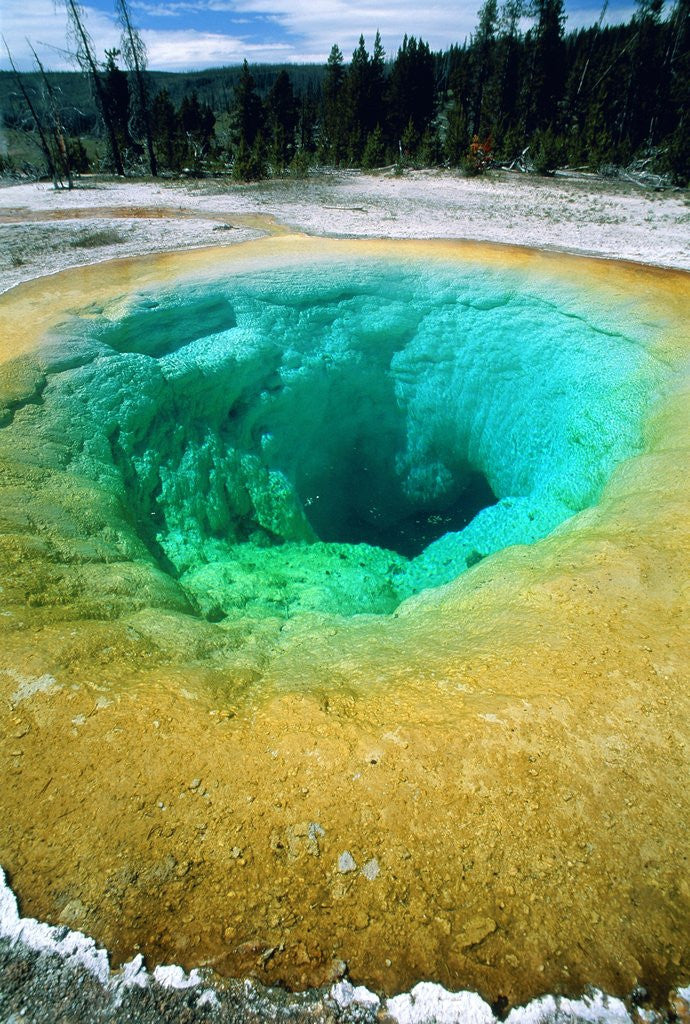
[[0, 0, 636, 71], [217, 0, 638, 56], [130, 1, 189, 17], [141, 28, 297, 67], [228, 0, 480, 54], [0, 0, 120, 70]]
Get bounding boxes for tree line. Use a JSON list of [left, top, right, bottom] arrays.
[[2, 0, 688, 185]]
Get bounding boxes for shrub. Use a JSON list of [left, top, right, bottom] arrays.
[[288, 149, 312, 179], [532, 128, 563, 176], [233, 134, 267, 181], [463, 134, 493, 176], [666, 125, 690, 186], [70, 229, 123, 249], [67, 138, 90, 173], [361, 126, 386, 169]]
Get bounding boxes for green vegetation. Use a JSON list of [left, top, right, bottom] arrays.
[[1, 0, 688, 184], [70, 228, 124, 248]]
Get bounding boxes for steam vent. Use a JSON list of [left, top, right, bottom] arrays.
[[1, 236, 688, 1008]]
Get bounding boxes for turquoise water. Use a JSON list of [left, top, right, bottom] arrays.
[[28, 258, 663, 619]]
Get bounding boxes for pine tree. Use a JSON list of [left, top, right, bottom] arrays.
[[68, 137, 90, 172], [361, 124, 386, 168], [116, 0, 157, 176], [180, 91, 215, 171], [471, 0, 499, 136], [527, 0, 566, 133], [297, 83, 318, 154], [320, 44, 346, 164], [665, 0, 690, 181], [388, 36, 436, 152], [102, 49, 132, 168], [369, 32, 387, 136], [495, 0, 525, 153], [29, 42, 74, 187], [267, 70, 297, 172], [2, 39, 59, 185], [625, 0, 665, 147], [445, 103, 470, 165], [151, 88, 181, 170], [64, 0, 125, 175], [345, 35, 370, 164], [231, 60, 265, 155], [233, 131, 267, 180]]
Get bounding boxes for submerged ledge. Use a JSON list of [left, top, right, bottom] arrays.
[[0, 237, 688, 1009], [16, 250, 667, 618]]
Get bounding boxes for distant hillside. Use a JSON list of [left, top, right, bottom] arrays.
[[0, 64, 327, 134]]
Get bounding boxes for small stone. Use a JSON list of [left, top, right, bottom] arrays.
[[338, 851, 357, 873], [59, 899, 88, 927], [361, 857, 380, 881], [230, 847, 242, 859], [670, 991, 690, 1024], [328, 959, 347, 981], [459, 916, 497, 949], [189, 779, 201, 790], [307, 822, 325, 857]]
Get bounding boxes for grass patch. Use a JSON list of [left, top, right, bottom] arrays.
[[71, 229, 124, 249]]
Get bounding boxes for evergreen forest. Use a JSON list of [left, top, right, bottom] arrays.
[[1, 0, 688, 185]]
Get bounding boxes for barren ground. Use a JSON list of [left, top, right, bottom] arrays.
[[0, 169, 689, 294]]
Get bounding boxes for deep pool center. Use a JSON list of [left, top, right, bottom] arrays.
[[39, 255, 664, 621]]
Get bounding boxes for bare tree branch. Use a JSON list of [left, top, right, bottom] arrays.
[[64, 0, 126, 175], [2, 35, 59, 186], [27, 40, 74, 188], [116, 0, 157, 175]]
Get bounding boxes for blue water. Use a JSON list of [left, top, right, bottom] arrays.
[[36, 257, 664, 619]]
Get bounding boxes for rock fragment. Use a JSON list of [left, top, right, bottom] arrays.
[[338, 851, 357, 873]]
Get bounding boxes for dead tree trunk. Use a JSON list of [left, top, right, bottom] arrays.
[[64, 0, 126, 176], [2, 37, 59, 186], [116, 0, 157, 176], [28, 42, 74, 188]]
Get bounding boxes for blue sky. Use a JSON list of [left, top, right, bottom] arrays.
[[1, 0, 639, 71]]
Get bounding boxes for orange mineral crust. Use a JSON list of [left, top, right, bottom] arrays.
[[0, 237, 688, 1008]]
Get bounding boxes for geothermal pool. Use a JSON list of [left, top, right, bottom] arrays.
[[0, 237, 688, 1009], [16, 255, 664, 620]]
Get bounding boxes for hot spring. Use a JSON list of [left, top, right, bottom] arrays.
[[0, 237, 688, 1008], [7, 254, 663, 620]]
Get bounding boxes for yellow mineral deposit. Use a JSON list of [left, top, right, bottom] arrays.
[[0, 235, 688, 1008]]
